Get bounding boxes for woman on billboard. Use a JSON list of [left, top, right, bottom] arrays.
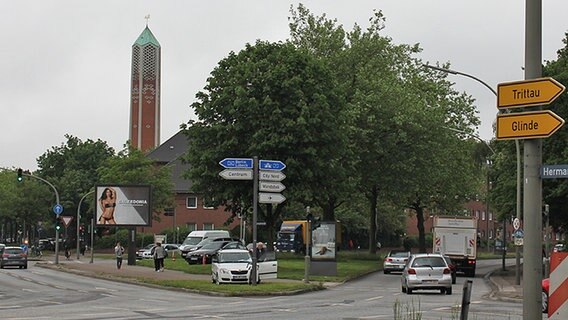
[[99, 187, 117, 224]]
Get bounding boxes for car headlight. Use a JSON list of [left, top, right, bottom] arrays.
[[219, 268, 229, 274]]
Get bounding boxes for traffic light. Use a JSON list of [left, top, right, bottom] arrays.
[[55, 220, 61, 231], [17, 168, 23, 182]]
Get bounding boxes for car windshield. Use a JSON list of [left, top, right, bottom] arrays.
[[182, 237, 203, 246], [391, 251, 409, 257], [412, 257, 446, 268], [218, 252, 251, 263]]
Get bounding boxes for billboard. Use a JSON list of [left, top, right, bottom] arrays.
[[311, 221, 336, 261], [95, 185, 152, 227]]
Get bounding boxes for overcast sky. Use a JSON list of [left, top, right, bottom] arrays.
[[2, 1, 568, 171]]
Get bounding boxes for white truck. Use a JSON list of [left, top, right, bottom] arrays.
[[432, 216, 477, 277]]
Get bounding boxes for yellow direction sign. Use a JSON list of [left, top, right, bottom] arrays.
[[496, 110, 565, 140], [497, 77, 565, 109]]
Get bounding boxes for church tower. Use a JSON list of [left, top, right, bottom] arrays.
[[130, 24, 161, 152]]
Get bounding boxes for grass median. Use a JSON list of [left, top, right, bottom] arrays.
[[133, 251, 382, 295]]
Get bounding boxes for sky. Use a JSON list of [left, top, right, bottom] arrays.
[[2, 1, 568, 171]]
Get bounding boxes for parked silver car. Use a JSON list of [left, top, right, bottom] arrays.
[[401, 253, 452, 295], [383, 250, 410, 274]]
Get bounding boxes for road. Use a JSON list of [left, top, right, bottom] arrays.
[[0, 259, 543, 320]]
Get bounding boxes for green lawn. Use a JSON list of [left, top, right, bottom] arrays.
[[121, 251, 382, 294]]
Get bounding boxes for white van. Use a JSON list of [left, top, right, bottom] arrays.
[[179, 230, 230, 258]]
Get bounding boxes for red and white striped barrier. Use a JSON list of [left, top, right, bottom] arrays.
[[549, 252, 568, 318]]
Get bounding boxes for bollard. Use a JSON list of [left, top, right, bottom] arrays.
[[202, 255, 206, 265], [172, 251, 176, 261]]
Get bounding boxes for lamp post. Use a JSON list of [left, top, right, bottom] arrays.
[[76, 190, 94, 260], [423, 64, 522, 284]]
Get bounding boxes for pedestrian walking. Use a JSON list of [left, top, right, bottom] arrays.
[[153, 242, 167, 272], [114, 242, 124, 270]]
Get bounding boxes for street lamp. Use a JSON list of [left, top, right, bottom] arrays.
[[423, 64, 522, 282]]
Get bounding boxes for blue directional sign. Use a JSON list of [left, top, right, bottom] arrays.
[[259, 160, 286, 171], [53, 204, 64, 215], [219, 158, 253, 169]]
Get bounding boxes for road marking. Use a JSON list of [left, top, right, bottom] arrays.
[[365, 295, 384, 301], [38, 299, 62, 305], [22, 288, 40, 293], [95, 287, 118, 292]]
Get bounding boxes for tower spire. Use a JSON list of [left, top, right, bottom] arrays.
[[145, 14, 150, 27]]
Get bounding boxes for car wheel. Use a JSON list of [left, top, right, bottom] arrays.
[[452, 274, 456, 284], [407, 288, 413, 294], [402, 286, 406, 293], [446, 287, 452, 295], [542, 290, 548, 313], [23, 265, 27, 269], [384, 270, 390, 274]]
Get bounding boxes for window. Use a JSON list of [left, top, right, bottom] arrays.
[[203, 197, 215, 209], [203, 223, 214, 230], [489, 229, 493, 239], [489, 212, 493, 221], [481, 211, 486, 221], [186, 223, 197, 231], [186, 196, 197, 209], [475, 210, 480, 219], [164, 208, 174, 216]]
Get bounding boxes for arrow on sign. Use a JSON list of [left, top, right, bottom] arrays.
[[258, 192, 286, 204], [496, 110, 565, 140], [259, 160, 286, 171], [259, 170, 286, 182], [259, 181, 286, 192], [219, 158, 253, 169], [497, 77, 565, 109], [219, 169, 253, 180]]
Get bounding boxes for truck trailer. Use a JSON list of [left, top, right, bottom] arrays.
[[432, 216, 477, 277]]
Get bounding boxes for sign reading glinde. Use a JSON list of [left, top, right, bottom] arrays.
[[541, 164, 568, 179], [219, 158, 253, 169]]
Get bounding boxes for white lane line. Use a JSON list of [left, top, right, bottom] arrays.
[[365, 295, 384, 301], [37, 299, 62, 305]]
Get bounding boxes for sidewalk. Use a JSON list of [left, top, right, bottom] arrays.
[[486, 267, 523, 302]]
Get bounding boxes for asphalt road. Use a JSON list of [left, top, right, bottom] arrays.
[[0, 259, 546, 320]]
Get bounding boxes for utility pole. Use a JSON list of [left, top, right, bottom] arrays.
[[523, 0, 543, 318]]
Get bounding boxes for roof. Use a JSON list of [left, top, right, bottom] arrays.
[[146, 130, 192, 192], [133, 26, 160, 47]]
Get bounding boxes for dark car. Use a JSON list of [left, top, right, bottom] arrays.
[[186, 240, 231, 265], [0, 246, 28, 269], [442, 255, 457, 284], [542, 278, 549, 313]]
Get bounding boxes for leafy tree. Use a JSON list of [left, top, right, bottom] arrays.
[[36, 135, 116, 223], [182, 40, 347, 246], [288, 5, 481, 253], [97, 145, 175, 218]]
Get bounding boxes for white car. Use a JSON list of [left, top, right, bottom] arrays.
[[211, 249, 277, 284], [401, 253, 453, 295]]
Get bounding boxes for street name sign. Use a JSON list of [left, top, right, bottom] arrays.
[[259, 170, 286, 182], [258, 192, 286, 204], [259, 159, 286, 171], [497, 77, 565, 109], [219, 169, 253, 180], [541, 164, 568, 179], [259, 181, 286, 192], [219, 158, 253, 169], [496, 110, 564, 140]]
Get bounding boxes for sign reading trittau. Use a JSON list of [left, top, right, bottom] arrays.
[[497, 77, 565, 109], [496, 110, 565, 140]]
